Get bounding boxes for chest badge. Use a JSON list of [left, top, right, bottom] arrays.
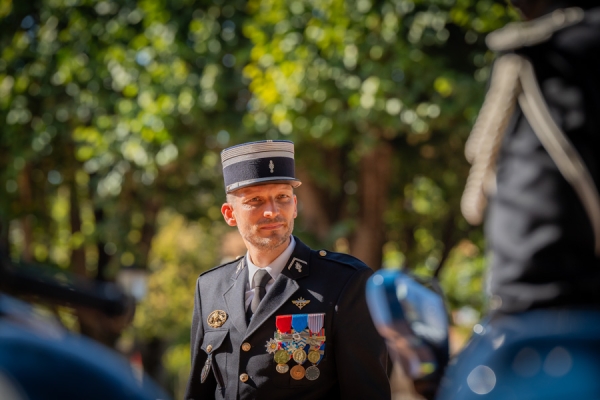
[[207, 310, 227, 328], [292, 297, 310, 310]]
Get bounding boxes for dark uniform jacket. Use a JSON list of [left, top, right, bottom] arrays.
[[486, 6, 600, 313], [185, 236, 390, 400]]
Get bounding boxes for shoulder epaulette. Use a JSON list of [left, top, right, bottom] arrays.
[[199, 255, 243, 277], [314, 249, 369, 271], [486, 7, 584, 52]]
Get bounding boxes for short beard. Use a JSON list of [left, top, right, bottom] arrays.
[[242, 219, 294, 251]]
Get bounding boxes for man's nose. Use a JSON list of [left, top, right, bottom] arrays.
[[263, 198, 279, 218]]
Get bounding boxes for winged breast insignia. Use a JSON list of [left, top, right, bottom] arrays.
[[292, 297, 311, 310]]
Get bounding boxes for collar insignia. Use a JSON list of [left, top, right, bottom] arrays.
[[287, 257, 307, 272], [292, 297, 310, 310], [235, 260, 244, 273]]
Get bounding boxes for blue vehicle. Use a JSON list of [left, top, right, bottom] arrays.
[[366, 269, 600, 399], [0, 255, 170, 400]]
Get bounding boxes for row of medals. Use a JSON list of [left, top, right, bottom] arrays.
[[273, 346, 322, 380]]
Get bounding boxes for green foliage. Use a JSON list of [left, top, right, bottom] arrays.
[[241, 0, 514, 278], [132, 211, 224, 397], [0, 0, 248, 276]]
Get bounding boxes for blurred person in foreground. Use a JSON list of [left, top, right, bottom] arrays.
[[184, 140, 390, 400], [438, 0, 600, 398]]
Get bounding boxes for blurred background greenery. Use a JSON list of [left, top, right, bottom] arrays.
[[0, 0, 515, 397]]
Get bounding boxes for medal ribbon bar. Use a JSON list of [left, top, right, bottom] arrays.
[[291, 314, 308, 333], [276, 315, 293, 333], [308, 313, 324, 335]]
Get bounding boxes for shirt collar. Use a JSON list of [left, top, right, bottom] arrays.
[[246, 236, 296, 288]]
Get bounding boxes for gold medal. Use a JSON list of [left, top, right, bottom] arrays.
[[305, 365, 320, 381], [307, 350, 321, 364], [274, 349, 289, 364], [206, 310, 227, 328], [292, 348, 307, 364], [290, 364, 306, 380], [276, 363, 289, 374]]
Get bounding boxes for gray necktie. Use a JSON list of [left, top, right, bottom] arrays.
[[251, 269, 272, 313]]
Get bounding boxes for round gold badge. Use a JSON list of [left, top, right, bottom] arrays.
[[274, 349, 289, 364], [292, 349, 307, 364], [276, 363, 290, 374], [290, 365, 306, 380], [307, 350, 321, 364], [207, 310, 227, 328]]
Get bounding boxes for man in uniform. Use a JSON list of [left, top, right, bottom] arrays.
[[438, 0, 600, 398], [185, 140, 390, 400]]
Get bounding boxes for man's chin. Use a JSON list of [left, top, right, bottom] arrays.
[[250, 234, 290, 250]]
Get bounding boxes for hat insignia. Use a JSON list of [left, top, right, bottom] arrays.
[[292, 297, 311, 310], [207, 310, 228, 328], [269, 160, 275, 173]]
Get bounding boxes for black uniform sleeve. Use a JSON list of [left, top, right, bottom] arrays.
[[333, 267, 391, 399], [185, 278, 215, 399]]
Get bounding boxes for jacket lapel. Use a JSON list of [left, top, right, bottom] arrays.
[[223, 258, 248, 335], [244, 237, 311, 339]]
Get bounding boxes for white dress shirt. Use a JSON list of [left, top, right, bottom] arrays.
[[244, 236, 296, 309]]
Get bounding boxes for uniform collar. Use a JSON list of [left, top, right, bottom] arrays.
[[281, 236, 310, 280], [231, 236, 311, 282]]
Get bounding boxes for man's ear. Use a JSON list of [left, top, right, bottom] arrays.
[[221, 203, 237, 226]]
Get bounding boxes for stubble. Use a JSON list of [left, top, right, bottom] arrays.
[[241, 217, 294, 251]]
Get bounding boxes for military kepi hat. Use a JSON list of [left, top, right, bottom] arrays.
[[221, 140, 302, 193]]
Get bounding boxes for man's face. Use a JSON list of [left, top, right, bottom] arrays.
[[222, 183, 297, 252]]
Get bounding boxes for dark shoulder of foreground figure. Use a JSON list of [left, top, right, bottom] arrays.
[[554, 7, 600, 55], [313, 249, 371, 271], [198, 256, 244, 278]]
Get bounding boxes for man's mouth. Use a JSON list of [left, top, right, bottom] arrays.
[[260, 223, 284, 231]]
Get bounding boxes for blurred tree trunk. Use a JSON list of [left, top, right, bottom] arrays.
[[67, 144, 86, 277], [296, 167, 333, 241], [296, 143, 391, 271], [140, 337, 167, 388], [139, 197, 160, 267], [0, 217, 9, 256], [350, 142, 393, 271], [17, 164, 33, 263]]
